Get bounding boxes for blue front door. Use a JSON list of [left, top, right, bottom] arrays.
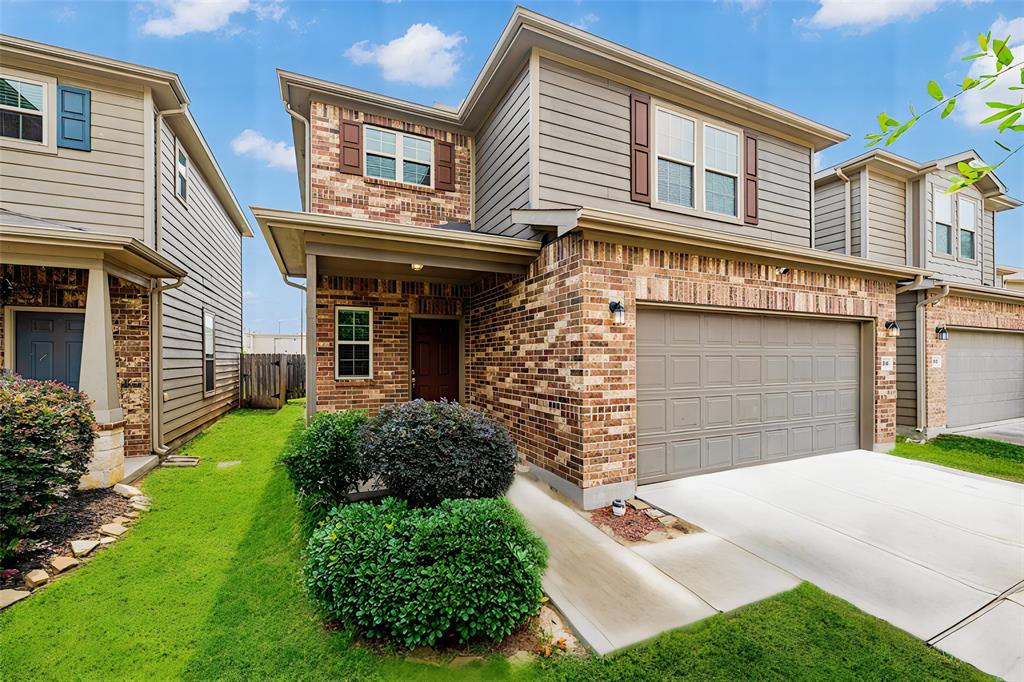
[[15, 311, 85, 389]]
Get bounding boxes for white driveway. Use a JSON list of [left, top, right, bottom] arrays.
[[639, 450, 1024, 680]]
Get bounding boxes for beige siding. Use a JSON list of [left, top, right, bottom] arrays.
[[0, 61, 146, 238], [895, 290, 918, 430], [535, 58, 814, 245], [982, 209, 995, 286], [923, 172, 987, 285], [474, 65, 532, 238], [814, 178, 846, 254], [866, 172, 906, 265], [157, 118, 241, 445], [849, 173, 862, 257]]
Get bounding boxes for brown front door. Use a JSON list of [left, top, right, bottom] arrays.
[[411, 318, 460, 401]]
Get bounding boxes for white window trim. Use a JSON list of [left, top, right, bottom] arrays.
[[0, 70, 56, 153], [956, 195, 979, 263], [175, 137, 189, 205], [335, 306, 373, 380], [931, 186, 954, 260], [650, 100, 743, 224], [363, 124, 434, 190], [202, 310, 216, 397]]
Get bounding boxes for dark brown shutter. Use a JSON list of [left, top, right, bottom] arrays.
[[630, 93, 651, 203], [743, 132, 759, 225], [435, 139, 455, 191], [339, 120, 362, 175]]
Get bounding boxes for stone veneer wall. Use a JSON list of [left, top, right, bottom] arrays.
[[0, 265, 151, 458], [923, 294, 1024, 429], [309, 101, 472, 226]]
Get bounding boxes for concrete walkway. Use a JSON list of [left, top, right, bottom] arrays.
[[507, 476, 796, 655], [953, 418, 1024, 446]]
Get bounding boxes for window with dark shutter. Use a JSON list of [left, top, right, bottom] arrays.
[[743, 132, 758, 225], [57, 85, 90, 151], [339, 120, 362, 175], [435, 139, 455, 191], [630, 93, 651, 203]]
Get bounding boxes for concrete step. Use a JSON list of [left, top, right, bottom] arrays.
[[120, 455, 159, 485]]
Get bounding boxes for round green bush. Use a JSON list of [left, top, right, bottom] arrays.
[[282, 409, 369, 513], [0, 375, 95, 561], [305, 496, 547, 648], [361, 400, 517, 505]]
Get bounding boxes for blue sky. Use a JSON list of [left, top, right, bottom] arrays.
[[2, 0, 1022, 333]]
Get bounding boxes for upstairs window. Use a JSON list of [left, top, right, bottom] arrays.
[[655, 109, 695, 208], [203, 311, 216, 394], [336, 307, 372, 379], [0, 76, 44, 143], [957, 196, 977, 260], [175, 139, 189, 203], [933, 190, 952, 256], [704, 124, 740, 217], [364, 126, 432, 187]]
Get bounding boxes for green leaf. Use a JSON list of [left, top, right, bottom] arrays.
[[927, 80, 944, 101], [994, 140, 1012, 152], [999, 112, 1022, 131], [957, 161, 977, 176], [985, 101, 1015, 109], [962, 76, 977, 90], [941, 100, 956, 119], [980, 108, 1017, 124], [963, 52, 987, 61], [978, 33, 989, 51], [1009, 124, 1024, 132], [886, 117, 918, 145]]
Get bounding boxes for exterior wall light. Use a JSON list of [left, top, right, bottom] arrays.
[[609, 300, 626, 325], [935, 326, 949, 341], [885, 320, 901, 338], [410, 263, 424, 272]]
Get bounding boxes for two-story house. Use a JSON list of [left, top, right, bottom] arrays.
[[814, 149, 1023, 438], [0, 36, 251, 487], [255, 8, 937, 508]]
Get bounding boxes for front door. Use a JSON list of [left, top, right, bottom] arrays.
[[411, 318, 460, 402], [15, 311, 85, 389]]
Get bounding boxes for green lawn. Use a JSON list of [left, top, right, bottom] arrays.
[[889, 434, 1024, 483], [0, 402, 990, 681]]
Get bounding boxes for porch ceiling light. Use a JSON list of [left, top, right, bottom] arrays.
[[935, 326, 949, 341], [885, 320, 901, 338], [609, 300, 626, 325], [410, 263, 424, 272]]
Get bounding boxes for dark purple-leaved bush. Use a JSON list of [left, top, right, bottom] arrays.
[[361, 399, 516, 505], [0, 375, 95, 561]]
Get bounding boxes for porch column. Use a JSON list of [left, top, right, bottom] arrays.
[[79, 266, 125, 488], [305, 253, 317, 423]]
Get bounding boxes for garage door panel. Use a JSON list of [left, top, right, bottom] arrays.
[[637, 355, 667, 389], [947, 330, 1024, 428], [637, 309, 861, 483]]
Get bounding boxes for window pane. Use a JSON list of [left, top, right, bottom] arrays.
[[351, 344, 370, 360], [403, 160, 431, 186], [656, 110, 694, 162], [205, 359, 215, 392], [353, 325, 369, 342], [657, 158, 693, 207], [935, 222, 952, 254], [353, 360, 370, 376], [957, 198, 976, 230], [705, 126, 738, 174], [705, 171, 737, 216], [403, 136, 432, 162], [18, 82, 42, 111], [178, 171, 187, 200], [339, 325, 354, 341], [338, 310, 354, 326], [353, 311, 369, 325], [366, 128, 396, 155], [934, 190, 952, 224], [366, 154, 396, 180], [21, 113, 42, 142], [960, 229, 975, 259], [0, 79, 18, 108]]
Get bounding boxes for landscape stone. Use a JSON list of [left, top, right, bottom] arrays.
[[658, 514, 678, 526], [99, 537, 117, 546], [99, 523, 129, 538], [0, 589, 30, 610], [506, 650, 534, 666], [125, 511, 140, 518], [448, 655, 484, 668], [71, 539, 99, 557], [24, 569, 49, 589], [111, 516, 132, 525], [50, 556, 80, 573], [113, 483, 143, 498], [626, 499, 650, 511], [643, 508, 665, 519], [217, 460, 241, 469]]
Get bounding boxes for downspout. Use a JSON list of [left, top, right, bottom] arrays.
[[836, 167, 852, 255], [150, 106, 187, 457], [914, 284, 950, 440], [284, 100, 311, 212]]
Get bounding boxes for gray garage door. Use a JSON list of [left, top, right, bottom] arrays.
[[947, 330, 1024, 428], [637, 309, 861, 484]]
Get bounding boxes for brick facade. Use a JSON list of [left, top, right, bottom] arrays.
[[309, 101, 472, 226], [923, 293, 1024, 429], [0, 265, 151, 457]]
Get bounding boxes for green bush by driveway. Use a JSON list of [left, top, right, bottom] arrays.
[[890, 434, 1024, 483]]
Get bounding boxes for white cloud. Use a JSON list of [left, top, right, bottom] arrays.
[[954, 16, 1024, 129], [571, 13, 600, 30], [724, 0, 767, 12], [243, 290, 258, 301], [141, 0, 285, 38], [799, 0, 988, 32], [231, 129, 296, 170], [346, 23, 465, 87]]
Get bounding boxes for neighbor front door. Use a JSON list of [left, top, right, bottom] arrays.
[[15, 311, 85, 389], [411, 318, 460, 402]]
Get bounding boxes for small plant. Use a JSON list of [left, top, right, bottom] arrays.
[[282, 409, 370, 515], [0, 375, 95, 561], [361, 400, 517, 505], [304, 496, 547, 648]]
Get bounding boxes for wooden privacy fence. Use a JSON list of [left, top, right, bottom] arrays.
[[240, 353, 305, 409]]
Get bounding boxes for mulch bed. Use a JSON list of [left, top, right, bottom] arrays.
[[590, 505, 662, 542], [1, 489, 132, 587]]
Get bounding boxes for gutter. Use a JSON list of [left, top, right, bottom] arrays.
[[914, 284, 950, 439], [284, 98, 311, 212]]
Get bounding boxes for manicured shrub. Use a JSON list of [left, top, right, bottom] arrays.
[[361, 400, 517, 505], [305, 496, 547, 647], [282, 409, 370, 514], [0, 375, 95, 561]]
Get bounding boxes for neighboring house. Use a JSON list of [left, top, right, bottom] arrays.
[[0, 36, 251, 487], [814, 149, 1023, 437], [255, 8, 946, 509], [998, 264, 1024, 292], [244, 332, 305, 354]]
